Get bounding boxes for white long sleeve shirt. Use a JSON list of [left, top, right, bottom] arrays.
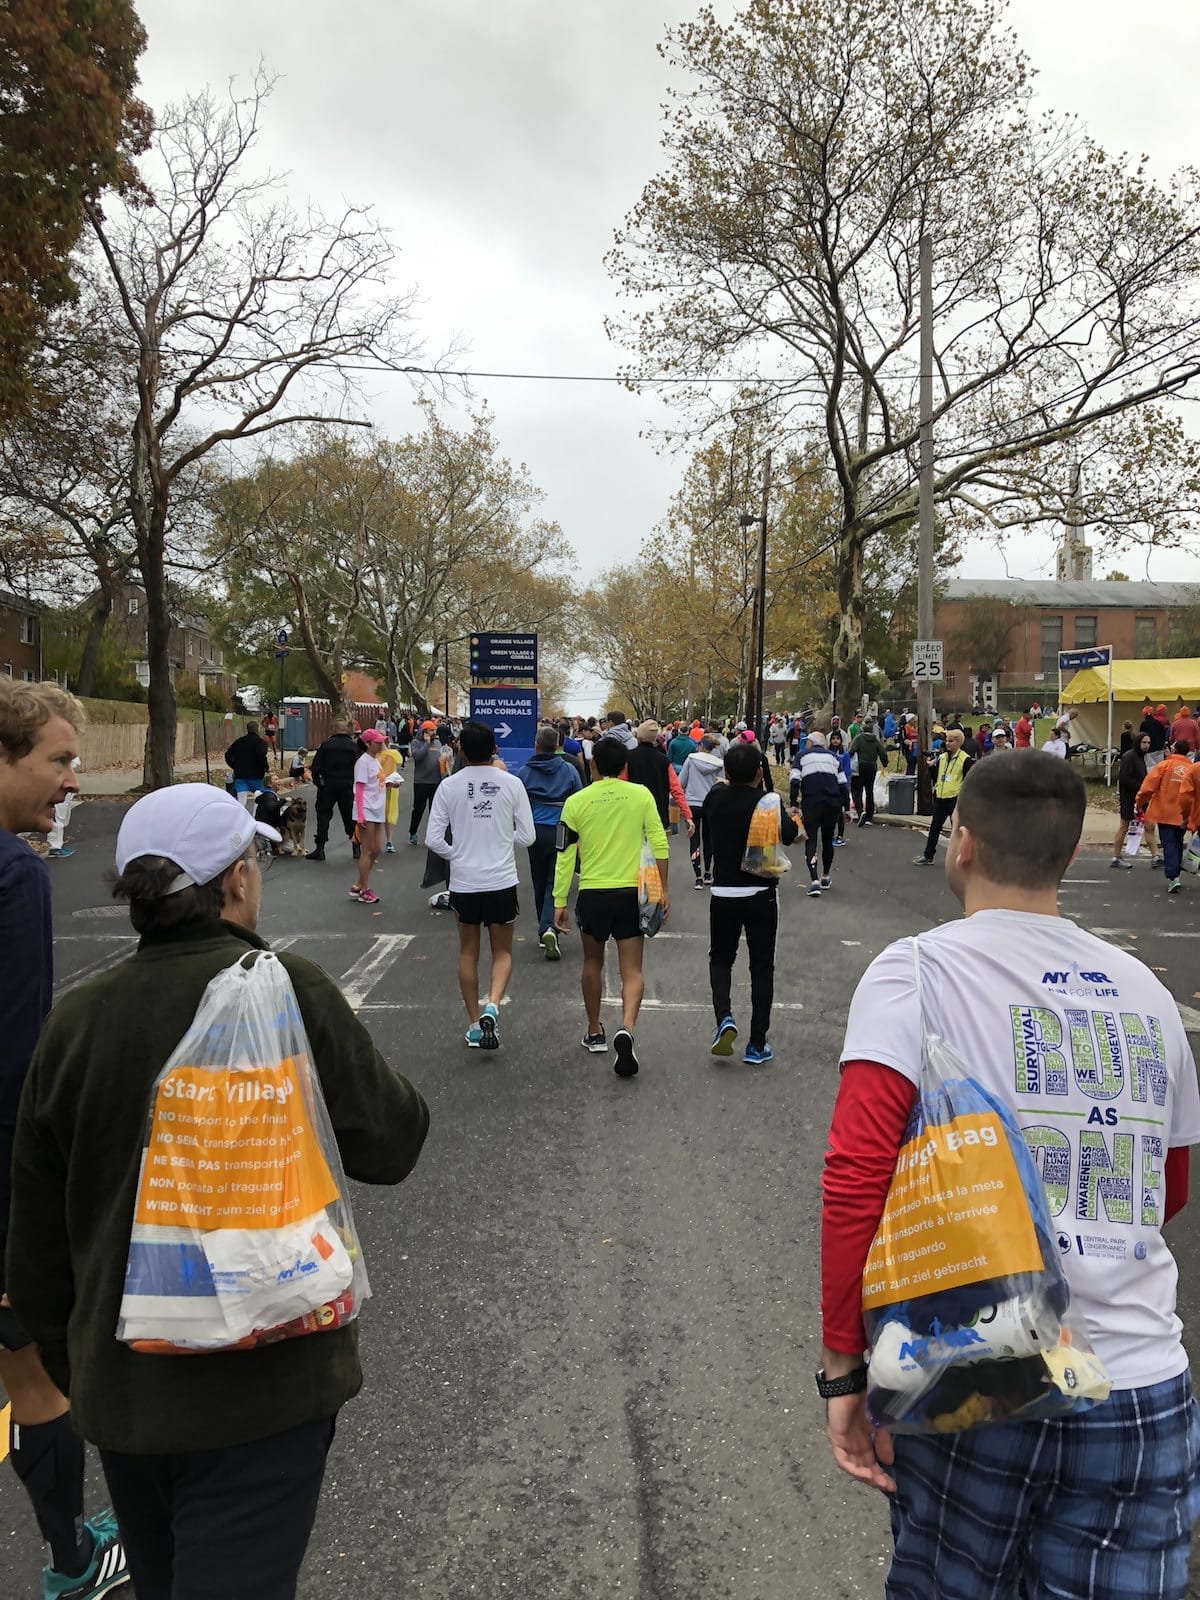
[[426, 764, 536, 892]]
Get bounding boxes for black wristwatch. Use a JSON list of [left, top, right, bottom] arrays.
[[816, 1364, 868, 1399]]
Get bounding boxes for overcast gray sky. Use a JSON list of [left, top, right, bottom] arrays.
[[135, 0, 1199, 607]]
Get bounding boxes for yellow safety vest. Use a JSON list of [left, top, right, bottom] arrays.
[[935, 750, 969, 800]]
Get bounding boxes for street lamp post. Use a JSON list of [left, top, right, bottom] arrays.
[[739, 449, 772, 734]]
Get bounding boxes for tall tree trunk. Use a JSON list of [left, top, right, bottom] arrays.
[[141, 502, 177, 789], [76, 588, 114, 698], [831, 521, 867, 719]]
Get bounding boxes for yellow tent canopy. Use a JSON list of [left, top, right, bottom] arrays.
[[1061, 658, 1200, 705]]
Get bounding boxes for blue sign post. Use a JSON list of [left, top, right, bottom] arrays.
[[469, 685, 538, 778], [470, 632, 537, 682]]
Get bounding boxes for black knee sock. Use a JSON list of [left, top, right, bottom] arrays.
[[10, 1413, 90, 1576]]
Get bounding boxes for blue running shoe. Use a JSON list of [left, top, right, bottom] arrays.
[[44, 1511, 130, 1598], [479, 1002, 500, 1049], [743, 1042, 774, 1065], [711, 1016, 737, 1057], [465, 1023, 484, 1048]]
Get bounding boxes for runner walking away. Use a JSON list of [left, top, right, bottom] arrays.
[[796, 731, 848, 896], [396, 714, 413, 767], [426, 721, 536, 1050], [666, 723, 697, 773], [224, 719, 270, 808], [519, 725, 582, 961], [6, 782, 429, 1600], [1141, 703, 1170, 769], [678, 735, 724, 887], [1169, 704, 1200, 754], [1113, 731, 1152, 868], [770, 718, 787, 768], [1135, 739, 1200, 894], [407, 719, 442, 844], [704, 739, 798, 1063], [914, 728, 973, 864], [820, 750, 1200, 1599], [376, 737, 404, 853], [306, 719, 359, 861], [553, 736, 669, 1077], [0, 682, 130, 1599], [848, 717, 885, 825], [351, 728, 387, 904], [827, 732, 852, 846]]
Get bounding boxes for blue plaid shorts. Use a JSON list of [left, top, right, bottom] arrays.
[[887, 1371, 1200, 1599]]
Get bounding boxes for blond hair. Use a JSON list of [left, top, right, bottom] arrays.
[[0, 678, 85, 762]]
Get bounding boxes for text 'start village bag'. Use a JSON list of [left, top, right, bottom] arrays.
[[862, 939, 1110, 1433], [638, 839, 665, 937], [741, 791, 791, 878], [117, 952, 369, 1353]]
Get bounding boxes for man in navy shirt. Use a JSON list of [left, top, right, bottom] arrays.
[[0, 680, 128, 1595]]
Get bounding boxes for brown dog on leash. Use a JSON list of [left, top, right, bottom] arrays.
[[278, 795, 308, 856]]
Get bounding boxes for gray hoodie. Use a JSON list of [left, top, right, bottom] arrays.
[[678, 747, 725, 806], [409, 734, 443, 785]]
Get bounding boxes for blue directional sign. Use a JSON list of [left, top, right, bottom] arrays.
[[1058, 646, 1111, 671], [276, 627, 289, 646], [469, 685, 538, 776]]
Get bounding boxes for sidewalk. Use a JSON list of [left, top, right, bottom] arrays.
[[876, 804, 1118, 850], [78, 757, 215, 796]]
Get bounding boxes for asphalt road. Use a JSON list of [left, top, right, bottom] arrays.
[[3, 789, 1200, 1599]]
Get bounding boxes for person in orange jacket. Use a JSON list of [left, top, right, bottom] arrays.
[[1135, 739, 1200, 892]]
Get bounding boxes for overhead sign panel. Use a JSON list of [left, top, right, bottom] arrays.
[[470, 632, 537, 683], [1058, 646, 1112, 671]]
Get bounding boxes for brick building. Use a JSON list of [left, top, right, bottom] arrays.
[[932, 578, 1196, 709], [0, 590, 44, 681], [107, 582, 235, 696]]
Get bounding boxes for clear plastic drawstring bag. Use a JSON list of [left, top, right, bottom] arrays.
[[117, 951, 369, 1354], [741, 791, 792, 878], [863, 938, 1110, 1433], [638, 839, 666, 936]]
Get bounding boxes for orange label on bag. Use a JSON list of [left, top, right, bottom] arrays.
[[746, 802, 779, 847], [132, 1057, 339, 1231], [861, 1111, 1043, 1310]]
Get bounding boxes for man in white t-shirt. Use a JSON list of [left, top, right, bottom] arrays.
[[819, 750, 1200, 1598], [426, 721, 535, 1051]]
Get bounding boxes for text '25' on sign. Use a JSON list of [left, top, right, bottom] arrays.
[[911, 640, 944, 682]]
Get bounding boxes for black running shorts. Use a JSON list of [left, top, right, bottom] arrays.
[[449, 886, 520, 926], [575, 887, 641, 944]]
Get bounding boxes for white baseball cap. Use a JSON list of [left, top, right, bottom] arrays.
[[116, 785, 281, 894]]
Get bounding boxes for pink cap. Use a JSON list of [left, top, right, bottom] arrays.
[[360, 728, 385, 744]]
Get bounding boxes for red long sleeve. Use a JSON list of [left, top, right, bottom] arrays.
[[821, 1060, 917, 1355], [1166, 1146, 1190, 1224]]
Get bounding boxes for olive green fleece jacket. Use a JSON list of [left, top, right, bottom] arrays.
[[5, 920, 429, 1454]]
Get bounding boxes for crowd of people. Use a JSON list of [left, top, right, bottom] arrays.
[[4, 676, 1200, 1599]]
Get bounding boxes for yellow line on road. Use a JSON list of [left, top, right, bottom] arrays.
[[0, 1402, 9, 1461]]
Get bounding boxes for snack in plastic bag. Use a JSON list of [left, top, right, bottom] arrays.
[[638, 838, 665, 936], [741, 791, 792, 877], [862, 939, 1111, 1434], [118, 951, 370, 1353]]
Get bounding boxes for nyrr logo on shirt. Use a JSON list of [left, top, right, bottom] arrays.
[[1040, 963, 1119, 999]]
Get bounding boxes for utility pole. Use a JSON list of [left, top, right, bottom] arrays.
[[742, 449, 772, 733], [916, 235, 935, 814]]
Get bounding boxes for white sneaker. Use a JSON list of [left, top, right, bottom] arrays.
[[869, 1295, 1056, 1392]]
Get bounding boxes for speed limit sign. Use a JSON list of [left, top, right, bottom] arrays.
[[911, 640, 944, 682]]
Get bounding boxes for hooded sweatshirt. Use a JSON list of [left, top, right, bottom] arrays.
[[520, 752, 582, 826], [408, 733, 443, 785], [678, 747, 725, 807]]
